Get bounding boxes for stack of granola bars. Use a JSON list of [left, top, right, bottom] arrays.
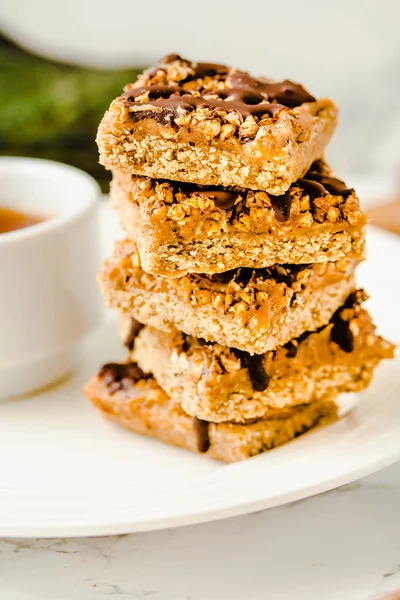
[[85, 54, 394, 462]]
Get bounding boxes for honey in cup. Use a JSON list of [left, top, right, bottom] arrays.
[[0, 207, 44, 234]]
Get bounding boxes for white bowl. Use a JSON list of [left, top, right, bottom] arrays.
[[0, 157, 102, 398]]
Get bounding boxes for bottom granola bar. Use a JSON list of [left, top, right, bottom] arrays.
[[84, 363, 338, 463]]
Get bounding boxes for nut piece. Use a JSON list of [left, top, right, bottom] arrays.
[[239, 116, 258, 139], [220, 123, 237, 140], [197, 119, 221, 140], [225, 111, 243, 127], [326, 206, 341, 222], [167, 205, 186, 221]]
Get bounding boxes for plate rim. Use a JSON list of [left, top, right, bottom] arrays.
[[2, 445, 400, 538]]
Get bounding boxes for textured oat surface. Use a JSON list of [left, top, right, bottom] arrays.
[[84, 371, 338, 463], [97, 54, 337, 194], [129, 303, 395, 423], [99, 240, 358, 353], [111, 160, 366, 276]]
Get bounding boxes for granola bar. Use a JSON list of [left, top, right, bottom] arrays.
[[97, 54, 337, 194], [111, 160, 366, 276], [84, 362, 338, 463], [99, 240, 357, 353], [126, 293, 395, 423]]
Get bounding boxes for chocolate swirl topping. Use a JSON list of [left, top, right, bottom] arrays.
[[193, 417, 210, 453], [123, 54, 316, 121], [99, 362, 151, 393], [124, 318, 144, 351]]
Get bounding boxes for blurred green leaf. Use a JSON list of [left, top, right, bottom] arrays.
[[0, 35, 142, 191]]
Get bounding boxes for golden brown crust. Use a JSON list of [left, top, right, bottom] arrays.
[[129, 306, 395, 423], [84, 372, 338, 462], [99, 240, 358, 353], [110, 161, 366, 276], [97, 55, 337, 194]]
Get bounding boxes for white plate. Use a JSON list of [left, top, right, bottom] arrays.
[[0, 209, 399, 538]]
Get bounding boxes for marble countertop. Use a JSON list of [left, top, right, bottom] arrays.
[[1, 462, 400, 600]]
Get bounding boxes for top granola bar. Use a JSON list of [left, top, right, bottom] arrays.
[[97, 54, 338, 194]]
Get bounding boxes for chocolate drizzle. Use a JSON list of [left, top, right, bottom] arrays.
[[124, 86, 288, 119], [283, 340, 299, 358], [195, 190, 238, 209], [190, 61, 229, 79], [328, 290, 366, 353], [124, 318, 144, 351], [197, 290, 365, 392], [296, 161, 354, 200], [266, 161, 353, 221], [150, 54, 229, 80], [192, 291, 365, 395], [156, 159, 352, 225], [181, 333, 191, 353], [99, 362, 151, 393], [270, 191, 292, 222], [234, 351, 270, 392], [163, 179, 239, 210], [252, 164, 353, 221], [123, 55, 316, 121], [212, 268, 242, 284], [297, 178, 327, 198], [330, 317, 354, 353], [283, 290, 366, 357], [193, 417, 210, 453], [211, 263, 307, 288], [227, 70, 315, 109]]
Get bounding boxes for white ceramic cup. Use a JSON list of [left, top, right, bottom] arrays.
[[0, 157, 103, 398]]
